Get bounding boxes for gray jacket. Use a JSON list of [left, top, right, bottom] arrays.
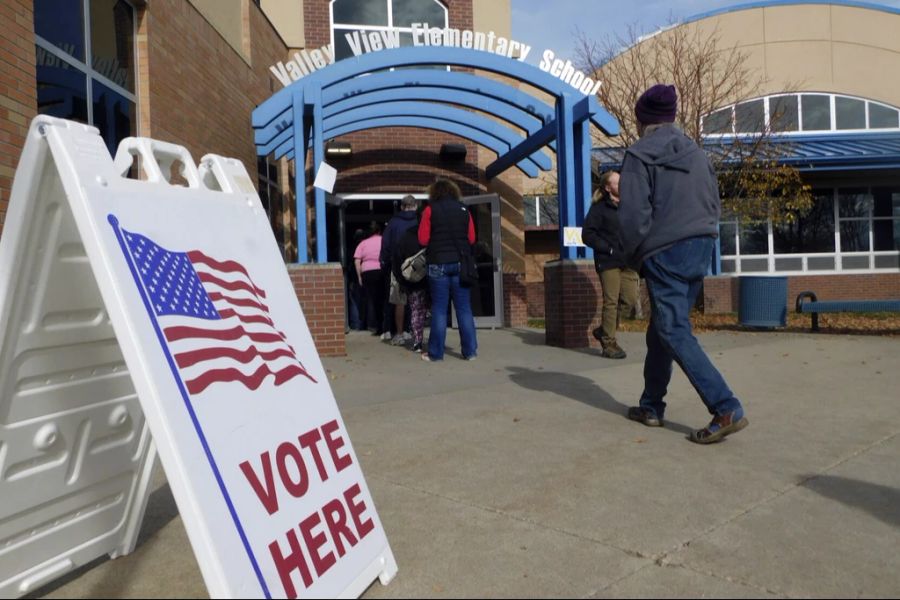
[[618, 124, 720, 265]]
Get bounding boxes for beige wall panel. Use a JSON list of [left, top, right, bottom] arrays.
[[473, 0, 511, 39], [690, 8, 765, 49], [763, 4, 831, 42], [832, 44, 900, 107], [189, 0, 245, 57], [831, 5, 900, 54], [764, 41, 833, 92], [261, 0, 305, 49]]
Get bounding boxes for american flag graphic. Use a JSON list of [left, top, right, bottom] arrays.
[[121, 229, 317, 395]]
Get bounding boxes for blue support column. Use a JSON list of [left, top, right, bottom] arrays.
[[291, 90, 309, 264], [578, 118, 593, 261], [308, 85, 328, 263], [556, 93, 577, 260]]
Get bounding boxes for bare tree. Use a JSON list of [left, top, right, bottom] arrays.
[[576, 22, 813, 225]]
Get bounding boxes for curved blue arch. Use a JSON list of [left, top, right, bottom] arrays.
[[269, 102, 552, 172], [256, 87, 551, 156], [323, 70, 555, 122], [251, 46, 621, 263], [322, 102, 552, 169], [683, 0, 900, 25], [253, 47, 618, 134], [284, 118, 541, 178]]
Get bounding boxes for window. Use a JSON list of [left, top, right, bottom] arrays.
[[703, 93, 900, 136], [801, 95, 831, 131], [719, 187, 900, 274], [523, 195, 558, 227], [34, 0, 137, 156], [331, 0, 448, 62], [258, 157, 287, 256]]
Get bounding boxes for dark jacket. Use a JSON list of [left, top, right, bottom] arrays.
[[392, 227, 427, 291], [424, 197, 471, 265], [618, 124, 720, 266], [582, 198, 627, 273], [380, 210, 418, 267]]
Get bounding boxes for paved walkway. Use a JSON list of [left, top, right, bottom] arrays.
[[32, 328, 900, 598]]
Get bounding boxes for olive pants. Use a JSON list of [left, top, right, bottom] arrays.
[[598, 267, 639, 347]]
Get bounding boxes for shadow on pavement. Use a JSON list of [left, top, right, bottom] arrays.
[[24, 483, 181, 599], [802, 474, 900, 528], [505, 365, 694, 436]]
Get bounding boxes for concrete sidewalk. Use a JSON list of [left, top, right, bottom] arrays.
[[32, 328, 900, 598]]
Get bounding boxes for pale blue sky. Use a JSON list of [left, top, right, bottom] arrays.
[[511, 0, 900, 65]]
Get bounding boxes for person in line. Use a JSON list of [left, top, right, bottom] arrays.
[[582, 170, 639, 359], [618, 84, 748, 444], [418, 179, 478, 362], [381, 195, 420, 346], [353, 222, 386, 336], [393, 204, 429, 353], [347, 228, 367, 331]]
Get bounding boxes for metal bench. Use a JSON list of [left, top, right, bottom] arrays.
[[795, 291, 900, 332]]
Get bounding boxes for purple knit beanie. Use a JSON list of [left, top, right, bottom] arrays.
[[635, 84, 678, 125]]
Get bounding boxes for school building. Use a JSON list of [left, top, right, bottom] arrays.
[[1, 0, 897, 356]]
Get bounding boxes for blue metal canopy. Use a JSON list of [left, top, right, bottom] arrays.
[[593, 132, 900, 172], [252, 46, 620, 263]]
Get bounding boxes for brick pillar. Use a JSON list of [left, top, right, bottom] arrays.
[[287, 263, 346, 357], [0, 0, 38, 237], [503, 272, 528, 327], [544, 259, 603, 348]]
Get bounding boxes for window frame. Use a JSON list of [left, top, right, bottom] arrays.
[[35, 0, 138, 130], [718, 187, 900, 275], [701, 93, 900, 137], [330, 0, 449, 64]]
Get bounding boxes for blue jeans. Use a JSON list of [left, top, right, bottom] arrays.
[[427, 262, 477, 360], [639, 237, 742, 419]]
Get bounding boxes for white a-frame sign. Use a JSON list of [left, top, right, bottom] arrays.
[[0, 117, 397, 598]]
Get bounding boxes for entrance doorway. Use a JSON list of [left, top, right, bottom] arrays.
[[458, 194, 503, 328], [330, 193, 504, 331]]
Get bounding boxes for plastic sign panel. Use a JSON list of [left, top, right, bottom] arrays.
[[563, 227, 585, 247], [0, 117, 396, 598]]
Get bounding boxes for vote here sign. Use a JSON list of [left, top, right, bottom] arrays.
[[2, 117, 396, 599]]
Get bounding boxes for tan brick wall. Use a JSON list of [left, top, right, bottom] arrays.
[[137, 0, 290, 176], [0, 0, 37, 236], [287, 263, 346, 356], [502, 272, 527, 327]]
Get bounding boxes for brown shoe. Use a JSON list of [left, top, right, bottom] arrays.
[[601, 342, 626, 359], [688, 411, 749, 444], [627, 406, 663, 427]]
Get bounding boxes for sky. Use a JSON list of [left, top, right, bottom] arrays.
[[511, 0, 900, 65]]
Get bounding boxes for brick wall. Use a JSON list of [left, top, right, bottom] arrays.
[[527, 281, 545, 318], [502, 272, 527, 327], [545, 260, 602, 348], [0, 0, 37, 236], [138, 0, 289, 176], [287, 263, 346, 357], [704, 273, 900, 314]]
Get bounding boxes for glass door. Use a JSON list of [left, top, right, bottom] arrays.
[[455, 194, 504, 328]]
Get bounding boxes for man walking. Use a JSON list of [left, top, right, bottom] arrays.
[[618, 84, 748, 444]]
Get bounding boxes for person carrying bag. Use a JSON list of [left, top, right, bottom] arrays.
[[417, 179, 478, 362]]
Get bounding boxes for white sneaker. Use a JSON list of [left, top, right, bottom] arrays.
[[390, 334, 406, 346], [380, 332, 391, 341]]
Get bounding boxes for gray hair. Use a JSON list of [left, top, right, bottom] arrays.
[[401, 194, 418, 210]]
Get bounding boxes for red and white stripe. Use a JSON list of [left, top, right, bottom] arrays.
[[161, 251, 316, 395]]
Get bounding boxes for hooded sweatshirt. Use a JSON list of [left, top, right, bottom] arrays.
[[380, 210, 418, 267], [618, 124, 720, 265]]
